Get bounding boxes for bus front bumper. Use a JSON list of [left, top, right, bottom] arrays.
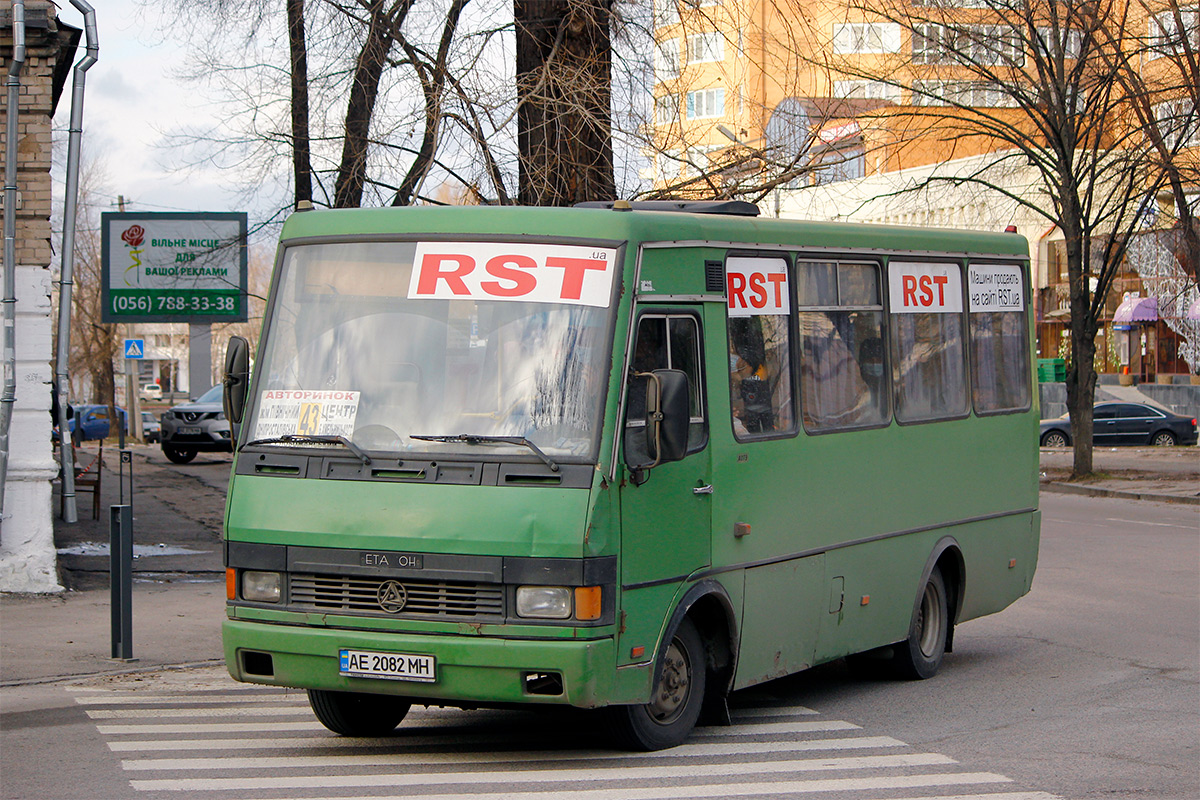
[[223, 619, 616, 709]]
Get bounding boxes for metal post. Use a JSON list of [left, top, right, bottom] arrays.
[[188, 323, 212, 397], [110, 504, 134, 661], [53, 0, 99, 526], [118, 448, 132, 514]]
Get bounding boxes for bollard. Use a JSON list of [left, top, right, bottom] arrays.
[[110, 504, 135, 661]]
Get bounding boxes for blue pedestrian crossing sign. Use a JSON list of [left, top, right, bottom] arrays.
[[124, 339, 145, 359]]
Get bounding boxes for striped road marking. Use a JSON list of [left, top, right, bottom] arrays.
[[68, 683, 1063, 799]]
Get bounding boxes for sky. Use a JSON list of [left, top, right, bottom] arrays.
[[54, 0, 254, 224]]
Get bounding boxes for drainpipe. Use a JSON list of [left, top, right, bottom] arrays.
[[54, 0, 98, 524], [0, 0, 27, 529]]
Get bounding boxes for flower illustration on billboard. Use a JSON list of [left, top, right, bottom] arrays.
[[122, 224, 145, 286]]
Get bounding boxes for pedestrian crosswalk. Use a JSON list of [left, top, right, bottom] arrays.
[[67, 674, 1062, 800]]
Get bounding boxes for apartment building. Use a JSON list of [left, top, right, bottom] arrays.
[[648, 0, 1199, 378]]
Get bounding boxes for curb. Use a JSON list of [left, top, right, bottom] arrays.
[[0, 659, 225, 689], [1040, 481, 1200, 505]]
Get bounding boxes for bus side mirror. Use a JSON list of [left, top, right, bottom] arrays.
[[223, 336, 250, 430], [643, 368, 690, 467]]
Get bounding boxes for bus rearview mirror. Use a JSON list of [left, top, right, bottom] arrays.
[[223, 336, 251, 431], [644, 368, 689, 468]]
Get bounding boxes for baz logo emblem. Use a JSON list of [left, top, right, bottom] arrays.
[[377, 580, 408, 613]]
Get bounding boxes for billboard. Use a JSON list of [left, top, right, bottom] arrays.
[[101, 212, 249, 323]]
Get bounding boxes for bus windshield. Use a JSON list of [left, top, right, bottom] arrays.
[[244, 240, 618, 461]]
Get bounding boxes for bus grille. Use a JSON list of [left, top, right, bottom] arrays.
[[288, 574, 504, 620]]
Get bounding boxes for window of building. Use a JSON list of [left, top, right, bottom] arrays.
[[655, 94, 678, 125], [833, 23, 902, 54], [913, 24, 1023, 66], [1035, 26, 1083, 60], [653, 0, 680, 27], [1154, 97, 1200, 149], [1149, 7, 1199, 59], [625, 314, 707, 464], [911, 80, 1016, 108], [968, 263, 1030, 415], [725, 256, 796, 439], [655, 39, 680, 82], [796, 261, 888, 432], [686, 87, 725, 119], [888, 261, 968, 423], [687, 32, 724, 63], [833, 80, 902, 102]]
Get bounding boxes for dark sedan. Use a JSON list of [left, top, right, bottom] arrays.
[[1040, 402, 1198, 447]]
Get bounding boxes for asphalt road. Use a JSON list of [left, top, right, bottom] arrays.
[[3, 491, 1196, 800]]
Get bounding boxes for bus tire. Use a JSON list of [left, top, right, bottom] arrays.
[[607, 616, 706, 751], [893, 567, 949, 680], [307, 689, 411, 736]]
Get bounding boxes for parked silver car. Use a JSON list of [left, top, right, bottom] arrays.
[[159, 385, 232, 463]]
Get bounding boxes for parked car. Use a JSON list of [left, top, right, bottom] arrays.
[[140, 411, 162, 443], [1040, 402, 1198, 447], [159, 385, 233, 463], [52, 404, 127, 444], [140, 383, 163, 401]]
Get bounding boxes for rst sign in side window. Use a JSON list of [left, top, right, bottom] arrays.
[[968, 263, 1030, 414], [888, 262, 968, 423], [725, 256, 796, 439]]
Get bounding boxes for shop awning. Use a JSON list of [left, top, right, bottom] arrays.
[[1113, 295, 1158, 323], [1187, 298, 1200, 321]]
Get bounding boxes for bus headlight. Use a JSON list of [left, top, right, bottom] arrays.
[[516, 586, 572, 619], [242, 571, 281, 603]]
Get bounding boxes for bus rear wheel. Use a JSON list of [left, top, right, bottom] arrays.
[[893, 567, 949, 680], [607, 616, 706, 751], [307, 689, 411, 736]]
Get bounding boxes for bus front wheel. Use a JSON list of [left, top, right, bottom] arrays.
[[893, 567, 949, 680], [307, 689, 411, 736], [607, 616, 706, 751]]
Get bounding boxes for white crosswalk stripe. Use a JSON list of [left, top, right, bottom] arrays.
[[69, 682, 1063, 799]]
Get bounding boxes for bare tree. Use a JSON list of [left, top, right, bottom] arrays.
[[778, 0, 1173, 476]]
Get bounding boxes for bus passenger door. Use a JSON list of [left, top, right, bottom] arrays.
[[617, 311, 712, 666]]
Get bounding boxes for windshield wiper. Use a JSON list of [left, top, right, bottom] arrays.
[[410, 434, 559, 472], [242, 434, 371, 465]]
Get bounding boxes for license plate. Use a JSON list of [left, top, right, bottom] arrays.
[[178, 426, 202, 435], [339, 649, 436, 682]]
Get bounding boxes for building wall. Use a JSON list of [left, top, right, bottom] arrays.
[[1, 1, 69, 593]]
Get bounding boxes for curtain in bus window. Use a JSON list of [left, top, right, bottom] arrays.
[[796, 260, 887, 431], [968, 263, 1030, 414], [890, 313, 968, 421], [799, 311, 887, 430]]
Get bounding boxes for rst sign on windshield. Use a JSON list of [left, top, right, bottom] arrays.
[[408, 243, 618, 307]]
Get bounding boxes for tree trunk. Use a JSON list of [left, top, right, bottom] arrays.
[[287, 0, 313, 204], [515, 0, 615, 206], [1061, 225, 1097, 478], [334, 0, 393, 208]]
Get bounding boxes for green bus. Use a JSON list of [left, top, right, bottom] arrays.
[[221, 201, 1040, 750]]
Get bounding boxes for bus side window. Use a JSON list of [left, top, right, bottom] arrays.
[[968, 263, 1031, 415], [796, 261, 888, 431], [726, 318, 796, 440], [888, 261, 969, 423], [625, 314, 708, 465]]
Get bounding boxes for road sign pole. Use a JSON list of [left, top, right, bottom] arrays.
[[189, 323, 211, 398]]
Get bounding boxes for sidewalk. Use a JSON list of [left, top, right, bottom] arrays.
[[1, 444, 1195, 687]]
